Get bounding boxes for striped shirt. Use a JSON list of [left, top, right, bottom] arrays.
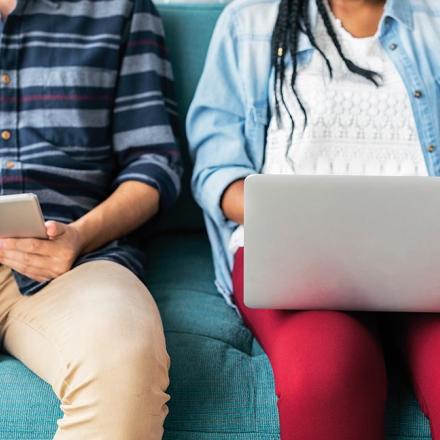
[[0, 0, 181, 294]]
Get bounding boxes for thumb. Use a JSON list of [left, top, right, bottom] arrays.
[[45, 221, 66, 239]]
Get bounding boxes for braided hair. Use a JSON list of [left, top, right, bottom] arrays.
[[271, 0, 382, 164]]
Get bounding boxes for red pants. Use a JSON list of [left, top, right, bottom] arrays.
[[232, 247, 440, 440]]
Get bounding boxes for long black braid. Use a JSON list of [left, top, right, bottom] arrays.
[[272, 0, 292, 125], [271, 0, 382, 165]]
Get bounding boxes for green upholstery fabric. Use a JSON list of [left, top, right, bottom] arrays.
[[0, 355, 60, 439], [144, 234, 279, 438], [0, 3, 433, 440], [157, 4, 224, 232]]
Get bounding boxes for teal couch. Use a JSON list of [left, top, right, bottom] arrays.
[[0, 3, 432, 439]]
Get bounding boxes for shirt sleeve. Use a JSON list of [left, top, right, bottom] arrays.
[[112, 0, 182, 211], [186, 6, 257, 226]]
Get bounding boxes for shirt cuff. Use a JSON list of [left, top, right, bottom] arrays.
[[114, 160, 180, 212], [195, 166, 256, 227]]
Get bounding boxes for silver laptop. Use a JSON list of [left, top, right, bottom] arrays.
[[244, 174, 440, 312]]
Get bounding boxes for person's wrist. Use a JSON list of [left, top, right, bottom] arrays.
[[69, 218, 94, 256], [221, 179, 245, 225]]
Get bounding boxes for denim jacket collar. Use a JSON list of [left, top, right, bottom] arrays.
[[297, 0, 413, 55], [384, 0, 413, 30]]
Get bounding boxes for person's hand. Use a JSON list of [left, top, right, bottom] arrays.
[[0, 221, 84, 282]]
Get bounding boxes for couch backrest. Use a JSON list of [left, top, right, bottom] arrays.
[[156, 3, 225, 231]]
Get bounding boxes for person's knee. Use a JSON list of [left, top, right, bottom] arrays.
[[58, 268, 170, 409], [54, 284, 170, 440], [79, 297, 169, 380], [62, 309, 170, 417], [67, 263, 166, 359], [98, 322, 170, 412], [275, 312, 386, 407]]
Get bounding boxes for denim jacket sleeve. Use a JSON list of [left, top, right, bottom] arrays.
[[186, 6, 258, 226]]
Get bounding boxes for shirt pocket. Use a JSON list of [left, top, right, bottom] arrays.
[[244, 103, 269, 171]]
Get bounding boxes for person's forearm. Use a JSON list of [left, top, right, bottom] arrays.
[[71, 181, 160, 254], [221, 179, 245, 225]]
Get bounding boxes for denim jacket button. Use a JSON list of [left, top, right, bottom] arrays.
[[414, 90, 423, 98], [428, 144, 436, 153], [389, 43, 398, 50]]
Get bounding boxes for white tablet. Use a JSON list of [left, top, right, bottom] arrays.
[[0, 193, 47, 239]]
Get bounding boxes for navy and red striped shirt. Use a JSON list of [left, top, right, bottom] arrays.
[[0, 0, 181, 294]]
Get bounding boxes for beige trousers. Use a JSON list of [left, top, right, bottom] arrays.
[[0, 261, 170, 440]]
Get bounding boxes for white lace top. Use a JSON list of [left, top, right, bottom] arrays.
[[229, 5, 427, 254]]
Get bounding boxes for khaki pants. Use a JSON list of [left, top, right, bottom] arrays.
[[0, 261, 170, 440]]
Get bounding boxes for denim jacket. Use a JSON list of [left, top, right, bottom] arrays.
[[187, 0, 440, 304]]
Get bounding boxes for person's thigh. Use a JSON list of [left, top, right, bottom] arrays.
[[0, 261, 170, 440], [0, 265, 22, 325], [233, 247, 387, 440], [233, 248, 382, 357]]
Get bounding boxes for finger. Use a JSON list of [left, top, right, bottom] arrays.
[[0, 238, 51, 256], [0, 249, 53, 272], [45, 221, 66, 239], [0, 256, 53, 283]]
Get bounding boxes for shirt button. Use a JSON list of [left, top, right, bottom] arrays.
[[1, 73, 11, 85], [1, 130, 11, 141], [428, 144, 436, 153], [389, 43, 398, 50], [414, 90, 423, 98], [5, 160, 15, 169]]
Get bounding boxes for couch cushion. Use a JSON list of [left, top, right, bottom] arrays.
[[0, 355, 61, 439], [386, 363, 432, 440], [143, 232, 279, 437]]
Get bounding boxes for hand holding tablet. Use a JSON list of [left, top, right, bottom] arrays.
[[0, 195, 82, 282], [0, 193, 47, 239]]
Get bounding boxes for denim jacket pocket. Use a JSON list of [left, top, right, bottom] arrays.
[[245, 104, 269, 171]]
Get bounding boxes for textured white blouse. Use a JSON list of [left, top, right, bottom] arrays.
[[229, 5, 427, 254]]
